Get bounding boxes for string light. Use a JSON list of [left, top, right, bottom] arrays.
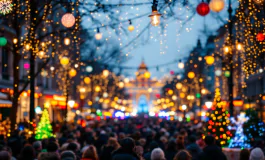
[[149, 0, 161, 27], [95, 28, 102, 40]]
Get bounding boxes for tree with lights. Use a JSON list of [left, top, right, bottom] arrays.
[[35, 108, 54, 140], [243, 109, 265, 145], [205, 88, 232, 147]]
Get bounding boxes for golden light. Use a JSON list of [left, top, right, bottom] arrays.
[[60, 57, 69, 67], [253, 0, 264, 4], [41, 70, 48, 77], [149, 10, 161, 26], [181, 105, 187, 111], [68, 68, 77, 77], [95, 33, 102, 40], [168, 89, 174, 95], [144, 72, 151, 79], [236, 42, 243, 51], [176, 83, 182, 89], [180, 93, 185, 98], [233, 99, 244, 107], [224, 45, 231, 54], [118, 82, 125, 88], [13, 38, 18, 44], [95, 86, 101, 92], [79, 87, 86, 93], [187, 71, 195, 79], [64, 37, 70, 45], [148, 88, 153, 93], [209, 0, 225, 12], [205, 56, 215, 65], [128, 25, 135, 32], [25, 44, 30, 50], [37, 51, 45, 59], [84, 77, 91, 84], [201, 88, 207, 94], [172, 95, 177, 101], [102, 69, 109, 77], [61, 13, 75, 28]]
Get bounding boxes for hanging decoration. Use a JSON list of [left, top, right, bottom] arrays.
[[196, 2, 210, 16], [256, 33, 264, 42], [187, 71, 195, 79], [61, 13, 75, 28], [149, 0, 161, 26], [209, 0, 225, 12], [128, 20, 135, 32], [0, 37, 7, 46], [252, 0, 264, 4], [205, 56, 215, 65], [0, 0, 13, 15], [95, 28, 102, 40]]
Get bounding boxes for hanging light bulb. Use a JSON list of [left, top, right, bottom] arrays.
[[102, 69, 109, 77], [61, 13, 75, 28], [236, 41, 243, 51], [95, 28, 102, 40], [149, 0, 161, 26], [128, 20, 135, 32], [64, 37, 70, 45], [13, 38, 18, 44], [178, 60, 184, 69]]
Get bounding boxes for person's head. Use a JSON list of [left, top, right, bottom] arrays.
[[120, 137, 135, 152], [188, 135, 196, 144], [82, 145, 98, 160], [204, 135, 215, 145], [240, 149, 250, 160], [61, 150, 76, 160], [151, 148, 165, 160], [107, 137, 120, 149], [0, 151, 11, 160], [33, 141, 42, 151], [85, 136, 95, 145], [167, 140, 177, 151], [19, 145, 35, 159], [47, 142, 58, 152], [135, 145, 144, 156], [173, 150, 192, 160], [38, 152, 60, 160], [66, 142, 78, 152], [149, 141, 159, 152], [250, 147, 264, 160]]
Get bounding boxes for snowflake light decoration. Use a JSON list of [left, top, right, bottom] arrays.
[[0, 0, 13, 15]]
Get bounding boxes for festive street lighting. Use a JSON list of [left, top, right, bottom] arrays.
[[37, 51, 45, 59], [86, 66, 93, 73], [84, 77, 91, 84], [95, 28, 102, 40], [13, 38, 18, 44], [178, 60, 184, 69], [102, 69, 109, 77], [118, 82, 125, 88], [205, 101, 213, 109], [188, 71, 195, 79], [149, 0, 161, 26], [236, 41, 243, 51], [60, 57, 69, 67], [176, 83, 182, 89], [68, 68, 77, 77], [68, 100, 75, 108], [95, 86, 101, 92], [64, 37, 70, 45], [205, 56, 215, 65], [61, 13, 75, 28], [209, 0, 225, 12]]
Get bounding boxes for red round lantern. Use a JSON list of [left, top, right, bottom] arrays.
[[256, 33, 265, 41], [196, 2, 210, 16], [170, 70, 174, 75]]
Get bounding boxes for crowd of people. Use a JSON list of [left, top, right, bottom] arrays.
[[0, 118, 264, 160]]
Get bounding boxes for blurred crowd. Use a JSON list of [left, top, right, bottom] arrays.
[[0, 118, 264, 160]]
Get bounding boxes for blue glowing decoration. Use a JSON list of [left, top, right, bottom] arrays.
[[228, 113, 251, 148]]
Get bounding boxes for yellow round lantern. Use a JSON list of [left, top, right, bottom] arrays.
[[60, 57, 69, 67], [61, 13, 75, 28], [95, 86, 101, 92], [84, 77, 91, 84], [69, 69, 77, 77], [118, 82, 125, 88], [144, 72, 151, 79], [180, 93, 185, 99], [128, 25, 135, 32], [188, 71, 195, 79], [176, 83, 182, 89], [205, 56, 215, 65], [209, 0, 225, 12], [168, 89, 174, 95]]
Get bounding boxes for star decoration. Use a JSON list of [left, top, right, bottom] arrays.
[[0, 0, 13, 15]]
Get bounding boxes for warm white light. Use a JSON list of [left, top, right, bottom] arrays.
[[79, 87, 86, 93], [172, 95, 177, 101], [50, 66, 55, 71], [68, 100, 75, 108], [128, 25, 135, 32], [149, 11, 161, 26], [74, 64, 78, 68], [209, 0, 225, 12], [124, 78, 130, 83], [64, 37, 70, 45], [215, 69, 222, 76], [102, 69, 109, 77], [13, 38, 18, 44], [224, 46, 230, 53], [103, 92, 108, 98], [95, 33, 102, 40], [178, 62, 184, 69], [259, 68, 264, 73], [205, 101, 213, 109], [182, 105, 187, 111], [38, 51, 45, 59], [86, 66, 93, 73], [118, 82, 125, 88], [236, 42, 243, 51], [148, 88, 153, 93]]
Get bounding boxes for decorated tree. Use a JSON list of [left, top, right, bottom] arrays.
[[205, 88, 232, 146], [35, 109, 54, 140], [243, 109, 265, 145]]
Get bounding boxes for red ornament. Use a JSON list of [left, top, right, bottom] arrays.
[[196, 2, 210, 16], [170, 70, 174, 75], [256, 33, 265, 41], [156, 94, 161, 98]]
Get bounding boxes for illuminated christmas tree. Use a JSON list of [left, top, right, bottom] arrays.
[[205, 88, 232, 146], [35, 108, 54, 140]]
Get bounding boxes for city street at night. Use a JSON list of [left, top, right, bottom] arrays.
[[0, 0, 264, 160]]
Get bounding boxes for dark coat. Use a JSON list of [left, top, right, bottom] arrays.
[[198, 145, 227, 160], [186, 143, 202, 160], [100, 146, 115, 160], [112, 148, 140, 160], [165, 150, 177, 160]]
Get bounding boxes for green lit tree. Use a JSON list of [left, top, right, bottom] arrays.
[[205, 88, 232, 147], [35, 108, 54, 140]]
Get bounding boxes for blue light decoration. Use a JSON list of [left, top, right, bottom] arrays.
[[228, 113, 251, 149]]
